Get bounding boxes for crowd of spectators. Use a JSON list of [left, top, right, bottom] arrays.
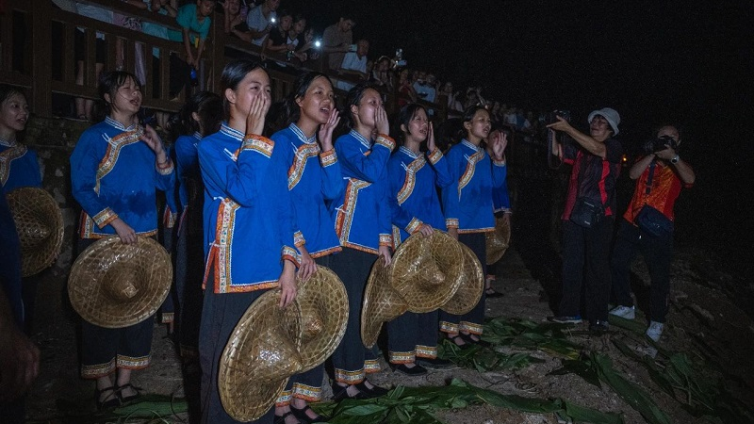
[[57, 0, 550, 140]]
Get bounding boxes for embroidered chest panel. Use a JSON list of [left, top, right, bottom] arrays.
[[396, 156, 426, 205], [288, 143, 321, 190], [335, 178, 371, 243], [458, 150, 485, 197], [95, 130, 143, 194]]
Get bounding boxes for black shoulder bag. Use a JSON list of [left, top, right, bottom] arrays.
[[569, 153, 605, 228], [635, 160, 674, 238]]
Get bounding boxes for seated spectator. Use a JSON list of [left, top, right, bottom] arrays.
[[322, 15, 356, 71], [288, 15, 315, 62], [242, 0, 280, 47], [223, 0, 248, 35], [335, 39, 369, 91], [261, 9, 293, 58], [440, 81, 463, 118], [397, 68, 417, 107], [370, 55, 393, 91], [413, 70, 436, 103]]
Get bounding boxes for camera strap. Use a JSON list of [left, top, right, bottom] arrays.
[[644, 160, 657, 196]]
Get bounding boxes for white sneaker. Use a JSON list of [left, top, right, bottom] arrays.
[[609, 305, 635, 320], [646, 321, 664, 342]]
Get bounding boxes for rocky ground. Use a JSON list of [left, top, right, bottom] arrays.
[[24, 242, 754, 424]]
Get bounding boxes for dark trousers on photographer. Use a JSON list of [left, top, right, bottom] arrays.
[[558, 218, 614, 324], [610, 219, 673, 323]]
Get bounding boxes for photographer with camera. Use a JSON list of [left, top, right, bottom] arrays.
[[609, 125, 694, 342], [547, 108, 623, 333]]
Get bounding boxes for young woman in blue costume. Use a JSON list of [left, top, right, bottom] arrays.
[[271, 72, 342, 424], [196, 58, 298, 424], [70, 71, 175, 409], [0, 85, 44, 335], [386, 104, 455, 376], [440, 105, 508, 348], [170, 91, 222, 360], [329, 83, 393, 400], [484, 127, 512, 298]]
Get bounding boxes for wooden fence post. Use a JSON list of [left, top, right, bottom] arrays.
[[31, 0, 52, 117]]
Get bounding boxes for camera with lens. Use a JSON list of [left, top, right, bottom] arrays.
[[643, 135, 678, 154], [546, 110, 571, 125]]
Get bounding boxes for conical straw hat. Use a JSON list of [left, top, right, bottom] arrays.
[[219, 290, 303, 421], [294, 266, 349, 372], [68, 236, 172, 328], [7, 187, 64, 277], [390, 230, 464, 313], [441, 242, 484, 315], [486, 214, 511, 265], [361, 259, 408, 348]]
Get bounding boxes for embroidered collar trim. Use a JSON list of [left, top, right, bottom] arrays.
[[105, 116, 137, 132], [461, 139, 479, 152], [220, 122, 244, 141], [289, 124, 317, 144], [350, 130, 372, 149], [399, 146, 419, 159]]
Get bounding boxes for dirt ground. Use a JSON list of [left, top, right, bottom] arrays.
[[24, 243, 754, 424]]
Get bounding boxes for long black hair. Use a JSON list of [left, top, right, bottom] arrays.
[[342, 82, 380, 130], [220, 58, 267, 120], [394, 103, 427, 146], [169, 91, 223, 141], [96, 70, 141, 122], [0, 84, 26, 106], [457, 105, 489, 142], [280, 71, 334, 127]]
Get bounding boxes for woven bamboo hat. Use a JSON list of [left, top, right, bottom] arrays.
[[68, 236, 172, 328], [390, 230, 464, 313], [441, 242, 484, 315], [486, 214, 511, 265], [361, 259, 408, 348], [7, 187, 64, 277], [294, 266, 349, 372], [219, 290, 303, 421]]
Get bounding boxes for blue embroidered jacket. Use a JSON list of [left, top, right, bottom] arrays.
[[198, 123, 298, 293], [331, 130, 395, 254], [491, 157, 511, 213], [388, 146, 453, 248], [0, 142, 42, 191], [442, 139, 507, 233], [70, 117, 175, 239], [162, 144, 179, 230], [274, 124, 342, 258]]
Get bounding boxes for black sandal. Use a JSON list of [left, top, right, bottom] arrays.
[[331, 384, 366, 401], [290, 404, 328, 423], [274, 411, 301, 424], [95, 386, 120, 410], [115, 383, 142, 403], [354, 381, 389, 397], [459, 332, 492, 348], [485, 287, 504, 298]]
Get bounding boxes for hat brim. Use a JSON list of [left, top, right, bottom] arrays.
[[485, 214, 511, 265], [391, 230, 464, 313], [219, 290, 302, 421], [441, 242, 484, 315], [295, 266, 349, 371], [7, 187, 64, 277], [68, 236, 172, 328], [361, 259, 408, 348]]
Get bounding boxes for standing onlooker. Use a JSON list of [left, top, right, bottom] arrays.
[[244, 0, 280, 47], [322, 15, 356, 71], [609, 124, 694, 342], [176, 0, 215, 72], [547, 108, 622, 333], [261, 9, 293, 57], [336, 39, 369, 91]]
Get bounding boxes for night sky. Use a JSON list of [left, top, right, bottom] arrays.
[[282, 0, 753, 265]]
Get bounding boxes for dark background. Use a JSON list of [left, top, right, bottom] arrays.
[[278, 0, 754, 272]]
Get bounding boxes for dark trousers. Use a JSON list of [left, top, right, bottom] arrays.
[[198, 275, 273, 424], [610, 219, 673, 323], [328, 248, 379, 384], [77, 238, 154, 379], [439, 233, 487, 334], [558, 218, 614, 323], [159, 226, 176, 324], [175, 209, 205, 357], [387, 309, 439, 363]]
